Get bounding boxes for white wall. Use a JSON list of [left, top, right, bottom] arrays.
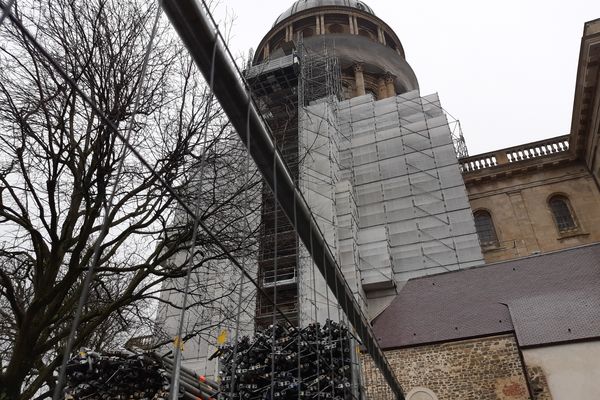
[[523, 341, 600, 400]]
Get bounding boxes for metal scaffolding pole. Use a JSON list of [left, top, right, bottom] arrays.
[[160, 0, 405, 398]]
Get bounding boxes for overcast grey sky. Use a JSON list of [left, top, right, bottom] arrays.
[[212, 0, 600, 155]]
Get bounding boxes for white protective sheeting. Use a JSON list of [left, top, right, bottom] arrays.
[[301, 90, 484, 317]]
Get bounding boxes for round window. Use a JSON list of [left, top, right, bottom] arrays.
[[407, 388, 438, 400]]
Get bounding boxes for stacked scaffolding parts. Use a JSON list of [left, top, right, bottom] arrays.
[[63, 351, 220, 400], [218, 321, 353, 400]]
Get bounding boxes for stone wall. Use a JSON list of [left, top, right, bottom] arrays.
[[465, 161, 600, 263], [362, 335, 536, 400]]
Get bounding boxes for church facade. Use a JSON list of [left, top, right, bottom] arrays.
[[365, 17, 600, 400]]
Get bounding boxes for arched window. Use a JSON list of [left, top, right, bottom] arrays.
[[365, 89, 378, 100], [300, 28, 314, 38], [358, 28, 375, 40], [474, 210, 499, 246], [549, 195, 577, 232], [328, 23, 344, 34]]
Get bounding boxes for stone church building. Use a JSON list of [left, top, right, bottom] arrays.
[[158, 2, 600, 399], [364, 16, 600, 400], [257, 3, 600, 399]]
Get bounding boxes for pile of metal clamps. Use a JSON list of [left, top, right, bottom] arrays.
[[63, 351, 219, 400], [218, 321, 353, 400], [64, 351, 169, 400]]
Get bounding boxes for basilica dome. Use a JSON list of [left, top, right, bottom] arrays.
[[274, 0, 375, 26], [254, 0, 419, 98]]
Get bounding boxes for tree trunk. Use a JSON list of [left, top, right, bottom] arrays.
[[1, 317, 40, 399]]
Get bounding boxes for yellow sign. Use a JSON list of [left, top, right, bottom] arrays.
[[173, 336, 185, 351], [217, 330, 228, 345]]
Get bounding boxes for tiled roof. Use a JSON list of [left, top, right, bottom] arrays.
[[373, 243, 600, 349]]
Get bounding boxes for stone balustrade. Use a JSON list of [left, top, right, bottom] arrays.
[[460, 135, 570, 173]]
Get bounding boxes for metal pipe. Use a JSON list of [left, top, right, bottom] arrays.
[[162, 357, 219, 390], [179, 379, 214, 400], [161, 359, 218, 395], [160, 1, 405, 398], [178, 373, 216, 397]]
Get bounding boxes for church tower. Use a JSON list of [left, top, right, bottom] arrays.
[[248, 0, 484, 326], [157, 0, 485, 379]]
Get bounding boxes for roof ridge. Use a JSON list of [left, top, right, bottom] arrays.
[[405, 241, 600, 283]]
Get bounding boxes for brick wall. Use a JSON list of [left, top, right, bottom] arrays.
[[362, 334, 537, 400]]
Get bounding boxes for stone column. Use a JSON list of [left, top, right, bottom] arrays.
[[354, 63, 366, 96], [321, 15, 326, 35], [377, 77, 387, 100], [348, 15, 355, 34], [316, 15, 321, 35], [385, 73, 396, 98], [378, 27, 386, 44], [264, 43, 270, 59]]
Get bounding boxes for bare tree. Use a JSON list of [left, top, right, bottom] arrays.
[[0, 0, 260, 398]]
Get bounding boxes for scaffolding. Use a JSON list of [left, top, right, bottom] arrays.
[[450, 120, 469, 159], [246, 53, 301, 328], [245, 38, 346, 330], [335, 92, 484, 292], [299, 40, 343, 107]]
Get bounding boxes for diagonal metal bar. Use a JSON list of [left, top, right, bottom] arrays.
[[0, 2, 338, 392], [160, 0, 405, 398]]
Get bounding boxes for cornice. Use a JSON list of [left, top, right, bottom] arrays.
[[570, 19, 600, 166], [254, 6, 405, 63]]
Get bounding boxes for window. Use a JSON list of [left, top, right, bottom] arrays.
[[407, 388, 438, 400], [328, 23, 344, 34], [358, 28, 374, 40], [474, 210, 499, 246], [549, 195, 577, 232], [365, 89, 377, 100], [300, 28, 314, 38]]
